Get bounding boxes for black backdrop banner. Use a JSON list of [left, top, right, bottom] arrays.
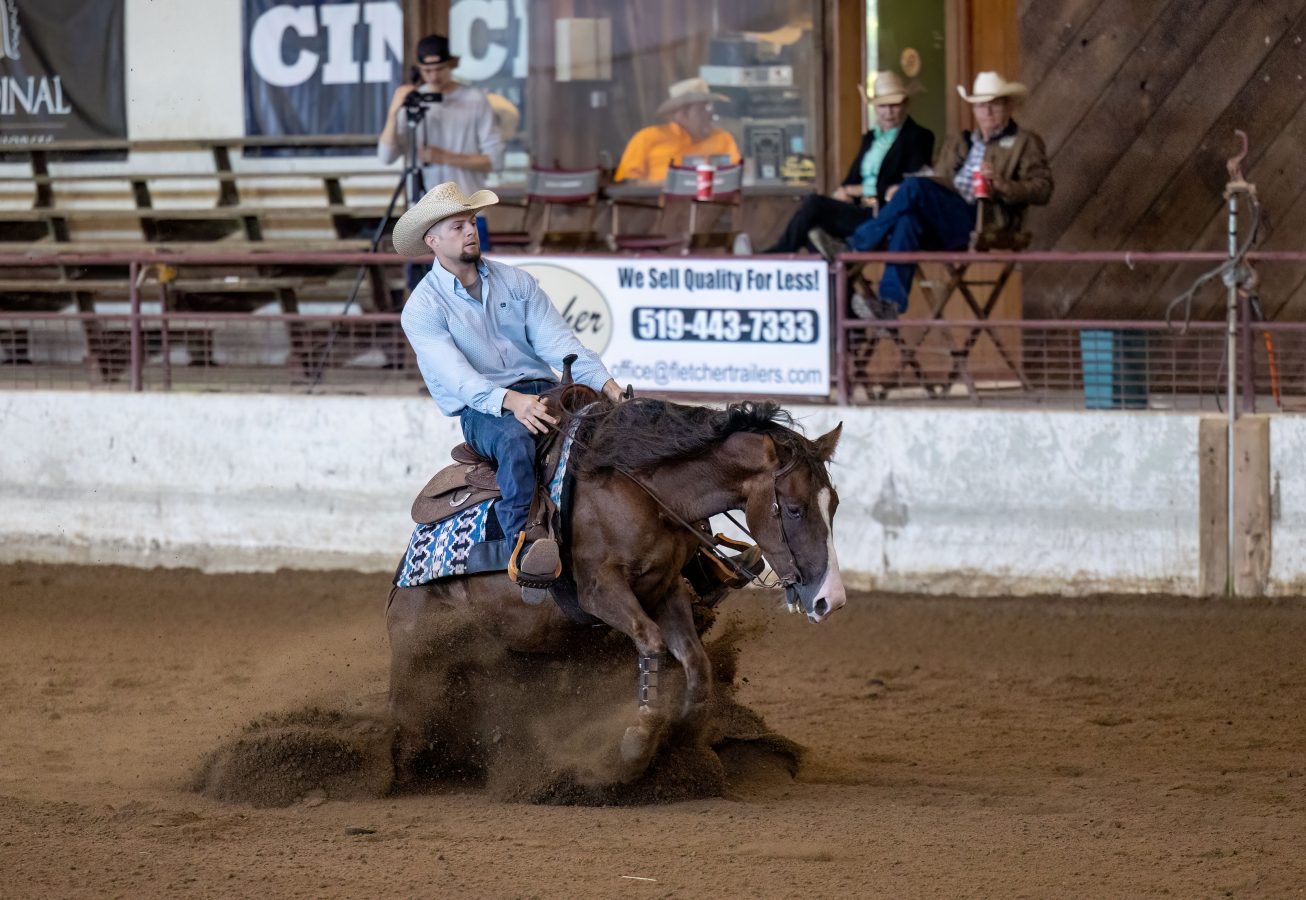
[[0, 0, 126, 145], [244, 0, 402, 138]]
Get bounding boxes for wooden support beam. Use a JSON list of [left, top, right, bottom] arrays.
[[1198, 416, 1228, 597], [1233, 415, 1272, 598]]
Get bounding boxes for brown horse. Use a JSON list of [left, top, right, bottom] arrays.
[[386, 396, 846, 784]]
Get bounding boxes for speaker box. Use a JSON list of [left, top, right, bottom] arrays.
[[746, 125, 784, 182]]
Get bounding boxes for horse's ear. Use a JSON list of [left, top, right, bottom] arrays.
[[812, 423, 842, 462]]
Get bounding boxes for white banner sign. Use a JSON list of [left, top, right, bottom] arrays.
[[495, 255, 830, 396]]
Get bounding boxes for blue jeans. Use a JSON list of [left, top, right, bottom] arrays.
[[847, 177, 975, 309], [458, 378, 555, 539]]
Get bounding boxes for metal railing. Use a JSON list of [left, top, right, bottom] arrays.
[[832, 249, 1306, 412], [0, 310, 419, 394], [3, 250, 1306, 409]]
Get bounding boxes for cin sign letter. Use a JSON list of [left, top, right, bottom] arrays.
[[250, 1, 402, 88], [449, 0, 527, 82]]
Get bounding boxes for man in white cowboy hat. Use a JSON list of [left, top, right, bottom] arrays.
[[398, 182, 626, 585], [614, 77, 741, 184], [765, 70, 934, 253], [810, 71, 1053, 319]]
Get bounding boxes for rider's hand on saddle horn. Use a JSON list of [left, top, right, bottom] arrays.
[[503, 391, 558, 435], [601, 379, 628, 403]]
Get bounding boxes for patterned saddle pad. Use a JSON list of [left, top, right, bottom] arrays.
[[393, 418, 581, 589]]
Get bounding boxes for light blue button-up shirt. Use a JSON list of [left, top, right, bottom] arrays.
[[401, 258, 613, 417]]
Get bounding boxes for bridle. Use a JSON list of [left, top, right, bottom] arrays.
[[722, 452, 805, 590]]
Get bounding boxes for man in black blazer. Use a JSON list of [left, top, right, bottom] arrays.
[[765, 71, 934, 253]]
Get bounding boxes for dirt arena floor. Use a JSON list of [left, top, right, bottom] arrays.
[[2, 563, 1304, 898]]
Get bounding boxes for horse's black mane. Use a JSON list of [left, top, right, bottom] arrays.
[[575, 398, 813, 473]]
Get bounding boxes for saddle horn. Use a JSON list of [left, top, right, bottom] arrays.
[[561, 353, 578, 386]]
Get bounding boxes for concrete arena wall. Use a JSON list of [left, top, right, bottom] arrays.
[[3, 391, 1255, 596], [1270, 417, 1306, 595]]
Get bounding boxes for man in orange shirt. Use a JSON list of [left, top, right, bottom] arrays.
[[614, 77, 741, 184]]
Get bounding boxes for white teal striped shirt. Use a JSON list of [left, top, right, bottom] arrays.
[[401, 258, 613, 417]]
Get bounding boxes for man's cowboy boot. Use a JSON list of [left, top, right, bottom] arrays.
[[508, 531, 562, 587], [807, 227, 849, 262]]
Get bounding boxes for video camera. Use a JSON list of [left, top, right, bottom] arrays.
[[402, 88, 443, 117]]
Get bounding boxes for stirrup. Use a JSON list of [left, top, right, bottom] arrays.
[[508, 531, 562, 588]]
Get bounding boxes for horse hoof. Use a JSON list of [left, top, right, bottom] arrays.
[[620, 725, 654, 765]]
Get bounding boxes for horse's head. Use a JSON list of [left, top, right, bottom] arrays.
[[746, 424, 846, 624]]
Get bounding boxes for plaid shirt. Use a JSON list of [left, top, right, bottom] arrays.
[[401, 258, 613, 416], [953, 121, 1019, 202], [953, 134, 989, 202]]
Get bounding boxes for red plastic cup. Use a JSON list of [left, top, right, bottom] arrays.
[[695, 164, 714, 201], [972, 168, 990, 199]]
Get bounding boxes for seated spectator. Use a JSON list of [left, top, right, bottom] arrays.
[[810, 71, 1053, 319], [765, 71, 934, 253], [614, 78, 741, 184]]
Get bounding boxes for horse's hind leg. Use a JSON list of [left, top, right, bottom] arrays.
[[656, 578, 712, 734]]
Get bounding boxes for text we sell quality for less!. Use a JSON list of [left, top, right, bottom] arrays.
[[616, 266, 821, 293]]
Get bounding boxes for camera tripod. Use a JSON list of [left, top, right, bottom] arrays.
[[305, 90, 439, 390]]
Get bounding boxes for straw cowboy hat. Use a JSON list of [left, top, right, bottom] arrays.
[[393, 182, 498, 257], [656, 77, 730, 116], [867, 70, 909, 105], [957, 71, 1028, 104]]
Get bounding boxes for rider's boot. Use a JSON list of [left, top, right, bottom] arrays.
[[508, 530, 562, 587]]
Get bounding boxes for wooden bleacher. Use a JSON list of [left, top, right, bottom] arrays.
[[0, 135, 403, 248], [0, 136, 427, 377]]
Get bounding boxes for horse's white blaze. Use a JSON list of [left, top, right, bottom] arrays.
[[810, 487, 846, 621]]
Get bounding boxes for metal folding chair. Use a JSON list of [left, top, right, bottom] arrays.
[[494, 165, 603, 253], [607, 162, 744, 254], [848, 199, 1031, 401]]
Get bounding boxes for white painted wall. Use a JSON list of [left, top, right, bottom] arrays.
[[1270, 416, 1306, 596], [785, 407, 1202, 595], [125, 0, 245, 139], [1, 392, 1231, 596]]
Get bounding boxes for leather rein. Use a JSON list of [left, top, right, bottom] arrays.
[[547, 394, 806, 591]]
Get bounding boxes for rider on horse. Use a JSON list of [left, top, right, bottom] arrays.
[[396, 182, 626, 585]]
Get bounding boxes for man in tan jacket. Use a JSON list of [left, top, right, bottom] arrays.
[[811, 72, 1052, 319]]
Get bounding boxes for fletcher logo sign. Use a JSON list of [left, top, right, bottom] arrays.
[[516, 263, 613, 355]]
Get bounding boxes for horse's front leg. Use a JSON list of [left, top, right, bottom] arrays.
[[656, 577, 712, 735], [580, 565, 669, 776]]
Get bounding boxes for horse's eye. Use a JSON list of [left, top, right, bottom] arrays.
[[784, 504, 804, 519]]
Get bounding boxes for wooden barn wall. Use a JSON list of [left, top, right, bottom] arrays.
[[1018, 0, 1306, 320]]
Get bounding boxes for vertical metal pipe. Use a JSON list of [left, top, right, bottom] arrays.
[[834, 259, 848, 404], [158, 282, 172, 392], [1225, 195, 1238, 596], [128, 260, 142, 392]]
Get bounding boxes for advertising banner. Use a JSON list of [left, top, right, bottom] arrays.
[[500, 256, 830, 397], [0, 0, 126, 145], [244, 0, 402, 138]]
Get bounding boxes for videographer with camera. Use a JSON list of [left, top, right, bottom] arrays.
[[378, 35, 503, 248]]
